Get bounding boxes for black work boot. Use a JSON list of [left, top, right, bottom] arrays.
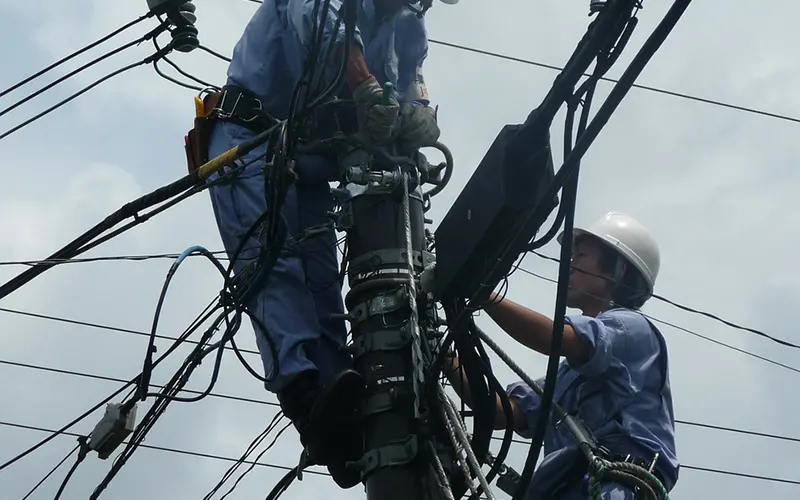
[[325, 414, 364, 489], [278, 369, 365, 466], [276, 370, 320, 450]]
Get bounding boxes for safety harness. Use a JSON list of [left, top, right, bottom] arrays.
[[184, 85, 274, 175]]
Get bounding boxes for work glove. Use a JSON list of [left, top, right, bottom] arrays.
[[352, 76, 400, 144], [397, 104, 441, 151], [420, 261, 438, 295]]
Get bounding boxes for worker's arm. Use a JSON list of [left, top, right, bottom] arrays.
[[444, 354, 527, 431], [286, 0, 365, 75], [483, 294, 590, 365]]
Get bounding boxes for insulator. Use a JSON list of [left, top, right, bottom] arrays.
[[589, 0, 608, 14], [169, 2, 200, 53]]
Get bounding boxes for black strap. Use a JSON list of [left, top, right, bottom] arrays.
[[215, 85, 275, 132]]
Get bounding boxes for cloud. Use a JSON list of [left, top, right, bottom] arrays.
[[1, 1, 799, 500]]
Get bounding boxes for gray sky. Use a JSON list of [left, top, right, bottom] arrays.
[[0, 0, 798, 499]]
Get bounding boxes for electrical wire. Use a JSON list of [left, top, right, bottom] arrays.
[[491, 418, 800, 447], [0, 22, 167, 121], [2, 248, 787, 360], [0, 306, 260, 357], [515, 267, 800, 376], [0, 420, 330, 477], [20, 443, 80, 500], [217, 421, 293, 500], [0, 357, 277, 408], [0, 296, 219, 472], [528, 251, 800, 350], [0, 34, 178, 143], [203, 412, 285, 499], [231, 0, 800, 125], [511, 4, 636, 494], [0, 14, 150, 100], [6, 419, 797, 488]]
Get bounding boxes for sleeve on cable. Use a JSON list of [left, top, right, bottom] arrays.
[[563, 311, 627, 378], [505, 377, 547, 439], [286, 0, 364, 53], [394, 11, 430, 106]]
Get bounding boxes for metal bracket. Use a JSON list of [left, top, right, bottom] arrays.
[[349, 287, 409, 326], [349, 322, 414, 359], [357, 435, 420, 478], [349, 248, 433, 278], [360, 385, 414, 416]]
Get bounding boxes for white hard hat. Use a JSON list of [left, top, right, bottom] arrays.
[[558, 211, 660, 294]]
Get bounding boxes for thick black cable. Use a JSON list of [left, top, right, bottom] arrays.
[[154, 58, 203, 91], [0, 297, 219, 472], [137, 246, 228, 402], [0, 145, 258, 302], [20, 443, 79, 500], [52, 437, 89, 500], [0, 14, 149, 100], [264, 468, 298, 500], [446, 302, 494, 500], [199, 45, 232, 63], [90, 311, 231, 498]]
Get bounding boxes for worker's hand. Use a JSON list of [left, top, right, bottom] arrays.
[[397, 104, 440, 152], [420, 262, 437, 295], [352, 76, 400, 144]]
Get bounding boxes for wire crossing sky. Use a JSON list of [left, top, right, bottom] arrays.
[[0, 1, 798, 499]]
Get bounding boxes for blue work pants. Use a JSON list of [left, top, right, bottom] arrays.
[[206, 120, 350, 393]]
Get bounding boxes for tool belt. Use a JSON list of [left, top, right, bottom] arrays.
[[184, 85, 275, 176]]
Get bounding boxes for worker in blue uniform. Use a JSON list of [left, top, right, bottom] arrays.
[[199, 0, 452, 489], [444, 212, 680, 499]]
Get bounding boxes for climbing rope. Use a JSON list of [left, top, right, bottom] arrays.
[[588, 457, 669, 500]]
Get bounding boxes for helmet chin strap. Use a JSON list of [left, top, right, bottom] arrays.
[[405, 0, 433, 17], [602, 255, 627, 312]]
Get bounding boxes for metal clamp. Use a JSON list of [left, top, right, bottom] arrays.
[[349, 322, 414, 359], [357, 435, 420, 478], [349, 287, 409, 326]]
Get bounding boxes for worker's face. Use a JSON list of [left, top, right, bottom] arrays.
[[566, 236, 617, 310]]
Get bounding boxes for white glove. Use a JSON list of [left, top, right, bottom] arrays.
[[420, 261, 437, 295]]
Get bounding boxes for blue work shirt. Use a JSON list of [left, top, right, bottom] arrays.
[[226, 0, 431, 120], [507, 307, 680, 499]]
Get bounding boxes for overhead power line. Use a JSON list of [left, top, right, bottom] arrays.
[[492, 418, 800, 447], [529, 251, 800, 350], [0, 358, 277, 409], [234, 0, 800, 126], [0, 420, 329, 477], [6, 352, 800, 449], [3, 247, 794, 361], [3, 420, 797, 487], [0, 306, 260, 357], [515, 266, 800, 367], [0, 14, 149, 100]]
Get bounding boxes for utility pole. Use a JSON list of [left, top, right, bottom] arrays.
[[335, 133, 451, 500]]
